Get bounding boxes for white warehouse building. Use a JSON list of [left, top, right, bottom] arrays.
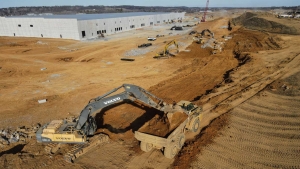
[[0, 12, 185, 40]]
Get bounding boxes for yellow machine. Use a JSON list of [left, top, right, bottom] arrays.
[[154, 40, 179, 59], [39, 120, 86, 143], [36, 84, 194, 162]]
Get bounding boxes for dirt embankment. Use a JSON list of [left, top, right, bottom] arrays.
[[171, 27, 285, 169], [232, 12, 300, 35], [189, 72, 300, 168]]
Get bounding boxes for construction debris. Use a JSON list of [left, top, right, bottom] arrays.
[[36, 41, 48, 45], [183, 24, 196, 27], [156, 34, 165, 37], [138, 43, 152, 48], [0, 125, 39, 146], [38, 99, 47, 104], [124, 47, 155, 57], [147, 37, 156, 41], [121, 58, 135, 61]]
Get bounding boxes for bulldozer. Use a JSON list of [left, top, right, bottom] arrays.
[[153, 40, 179, 59], [36, 84, 202, 162]]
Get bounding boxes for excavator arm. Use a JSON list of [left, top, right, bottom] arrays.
[[75, 84, 167, 135]]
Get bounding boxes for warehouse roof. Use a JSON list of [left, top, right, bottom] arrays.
[[8, 12, 175, 20]]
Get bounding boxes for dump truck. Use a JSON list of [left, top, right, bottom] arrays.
[[135, 100, 203, 159]]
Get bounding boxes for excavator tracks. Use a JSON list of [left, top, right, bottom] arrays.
[[64, 134, 109, 163], [44, 143, 61, 154]]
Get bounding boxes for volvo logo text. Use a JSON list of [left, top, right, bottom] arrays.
[[104, 97, 121, 105]]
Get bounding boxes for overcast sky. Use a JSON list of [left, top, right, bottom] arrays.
[[0, 0, 299, 8]]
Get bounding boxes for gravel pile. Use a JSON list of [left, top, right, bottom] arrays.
[[123, 47, 156, 57], [36, 41, 48, 45]]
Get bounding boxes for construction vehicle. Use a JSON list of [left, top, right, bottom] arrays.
[[200, 29, 214, 39], [98, 32, 104, 38], [193, 29, 221, 54], [201, 0, 210, 22], [147, 37, 156, 41], [36, 84, 200, 162], [170, 26, 183, 30], [135, 100, 203, 159], [154, 40, 179, 59], [193, 29, 214, 44]]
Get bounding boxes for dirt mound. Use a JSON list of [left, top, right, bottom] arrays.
[[226, 27, 283, 51], [232, 12, 299, 35], [138, 112, 187, 137]]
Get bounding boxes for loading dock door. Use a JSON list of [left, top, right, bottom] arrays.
[[82, 31, 86, 38]]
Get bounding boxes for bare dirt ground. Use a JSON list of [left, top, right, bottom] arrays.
[[0, 11, 300, 169]]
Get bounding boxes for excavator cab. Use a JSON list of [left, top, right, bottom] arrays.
[[177, 100, 202, 115], [179, 102, 195, 111]]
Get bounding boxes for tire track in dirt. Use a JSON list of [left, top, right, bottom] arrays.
[[190, 91, 300, 168], [172, 29, 300, 168]]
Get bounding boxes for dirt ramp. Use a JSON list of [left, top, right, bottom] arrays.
[[233, 12, 299, 35]]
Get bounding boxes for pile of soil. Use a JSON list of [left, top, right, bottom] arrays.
[[232, 12, 299, 35], [226, 27, 283, 52], [138, 112, 187, 137]]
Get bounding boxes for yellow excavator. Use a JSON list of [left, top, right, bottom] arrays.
[[36, 84, 202, 162], [154, 40, 179, 59]]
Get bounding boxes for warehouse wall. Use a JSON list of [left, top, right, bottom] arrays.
[[77, 12, 185, 40], [0, 12, 185, 40], [0, 17, 80, 40]]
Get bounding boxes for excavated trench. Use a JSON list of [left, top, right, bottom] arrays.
[[191, 50, 252, 103]]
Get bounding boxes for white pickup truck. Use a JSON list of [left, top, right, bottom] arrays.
[[147, 37, 157, 41]]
